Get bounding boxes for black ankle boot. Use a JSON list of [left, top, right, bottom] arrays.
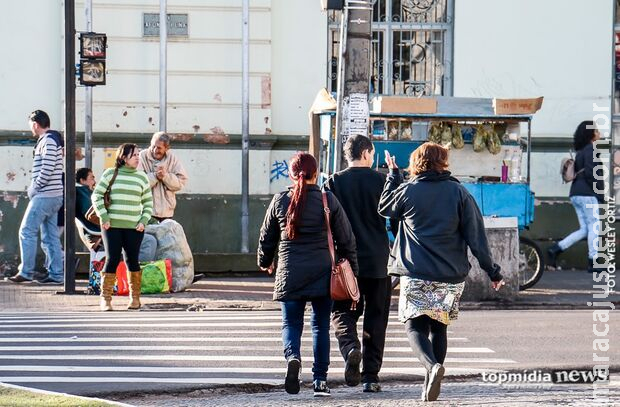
[[547, 243, 563, 267], [587, 258, 595, 273]]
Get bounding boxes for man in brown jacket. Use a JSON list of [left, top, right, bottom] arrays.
[[138, 132, 188, 221]]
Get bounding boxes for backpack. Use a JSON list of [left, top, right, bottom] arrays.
[[560, 151, 584, 183]]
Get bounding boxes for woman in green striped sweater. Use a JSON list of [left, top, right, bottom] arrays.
[[92, 143, 153, 311]]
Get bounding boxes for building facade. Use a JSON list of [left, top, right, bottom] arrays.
[[0, 0, 615, 269]]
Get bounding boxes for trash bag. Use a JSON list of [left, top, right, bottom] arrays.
[[145, 220, 195, 292]]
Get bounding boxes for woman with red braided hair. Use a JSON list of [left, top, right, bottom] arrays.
[[258, 152, 358, 397]]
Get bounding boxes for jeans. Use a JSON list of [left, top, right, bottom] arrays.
[[281, 296, 332, 381], [558, 196, 601, 259], [332, 276, 392, 383], [17, 195, 64, 281]]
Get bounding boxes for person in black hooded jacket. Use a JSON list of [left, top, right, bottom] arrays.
[[547, 121, 603, 272], [378, 142, 504, 402], [257, 152, 358, 397]]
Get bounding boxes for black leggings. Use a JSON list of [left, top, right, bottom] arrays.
[[101, 228, 144, 273], [405, 315, 448, 371]]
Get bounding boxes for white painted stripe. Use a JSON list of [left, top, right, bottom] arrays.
[[0, 355, 516, 363], [0, 366, 500, 375], [0, 322, 424, 328], [0, 336, 469, 343], [0, 346, 492, 353], [0, 315, 408, 323], [0, 376, 283, 385]]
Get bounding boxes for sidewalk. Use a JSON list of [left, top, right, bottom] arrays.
[[0, 268, 617, 312], [116, 381, 619, 407]]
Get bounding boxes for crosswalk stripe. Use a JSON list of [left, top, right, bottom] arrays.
[[0, 336, 469, 343], [0, 365, 499, 374], [0, 376, 284, 385], [0, 322, 426, 328], [0, 346, 493, 353], [0, 354, 516, 363]]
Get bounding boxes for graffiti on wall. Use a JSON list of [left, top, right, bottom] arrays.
[[270, 160, 289, 183]]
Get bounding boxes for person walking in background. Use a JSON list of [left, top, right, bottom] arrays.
[[6, 110, 64, 285], [257, 152, 358, 397], [547, 121, 602, 273], [137, 132, 188, 222], [92, 144, 153, 312], [323, 135, 393, 393], [378, 143, 504, 402]]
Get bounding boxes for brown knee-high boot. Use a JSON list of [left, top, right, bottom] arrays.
[[128, 271, 142, 310], [100, 272, 116, 312]]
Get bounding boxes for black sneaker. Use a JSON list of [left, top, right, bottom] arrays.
[[35, 276, 63, 285], [5, 275, 32, 283], [313, 380, 330, 397], [284, 357, 301, 394], [344, 348, 362, 386], [362, 382, 381, 393]]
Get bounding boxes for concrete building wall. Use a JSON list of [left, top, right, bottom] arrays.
[[454, 0, 614, 198]]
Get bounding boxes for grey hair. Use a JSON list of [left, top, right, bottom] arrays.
[[151, 131, 172, 146]]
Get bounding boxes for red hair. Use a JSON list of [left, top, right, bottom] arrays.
[[286, 152, 317, 240]]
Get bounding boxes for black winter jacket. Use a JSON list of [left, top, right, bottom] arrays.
[[378, 169, 503, 284], [257, 185, 358, 301], [323, 167, 392, 279], [570, 143, 605, 203]]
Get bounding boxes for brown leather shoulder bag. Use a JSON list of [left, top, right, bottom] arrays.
[[85, 167, 119, 225], [322, 192, 360, 310]]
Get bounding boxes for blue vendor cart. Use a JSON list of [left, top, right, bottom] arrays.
[[315, 96, 544, 290]]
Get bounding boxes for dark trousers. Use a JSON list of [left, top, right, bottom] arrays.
[[331, 276, 392, 383], [281, 296, 333, 381], [101, 227, 144, 273], [405, 315, 448, 372]]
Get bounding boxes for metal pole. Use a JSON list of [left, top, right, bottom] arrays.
[[240, 0, 250, 253], [84, 0, 93, 168], [63, 0, 77, 294], [333, 8, 348, 173], [159, 0, 167, 131]]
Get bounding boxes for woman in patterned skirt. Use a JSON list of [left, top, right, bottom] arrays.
[[378, 143, 505, 402]]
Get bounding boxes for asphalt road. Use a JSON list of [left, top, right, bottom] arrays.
[[0, 310, 617, 400]]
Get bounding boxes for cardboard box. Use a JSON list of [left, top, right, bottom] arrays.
[[493, 97, 544, 115], [371, 96, 437, 114]]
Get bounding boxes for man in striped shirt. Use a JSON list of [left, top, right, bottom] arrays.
[[6, 110, 65, 284]]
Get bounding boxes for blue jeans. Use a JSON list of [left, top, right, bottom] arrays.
[[559, 196, 601, 259], [281, 296, 332, 381], [17, 195, 64, 281]]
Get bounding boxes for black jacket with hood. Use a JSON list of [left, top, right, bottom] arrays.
[[257, 185, 358, 301], [378, 169, 503, 284]]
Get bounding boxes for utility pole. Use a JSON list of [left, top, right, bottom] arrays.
[[84, 0, 93, 168], [62, 0, 77, 294], [159, 0, 167, 131], [333, 0, 372, 171], [240, 0, 250, 253]]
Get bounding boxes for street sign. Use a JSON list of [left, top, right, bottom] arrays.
[[143, 13, 189, 37]]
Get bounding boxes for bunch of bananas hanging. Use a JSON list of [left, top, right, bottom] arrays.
[[472, 123, 502, 154], [427, 122, 465, 150]]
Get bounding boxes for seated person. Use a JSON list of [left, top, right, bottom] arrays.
[[75, 167, 157, 261]]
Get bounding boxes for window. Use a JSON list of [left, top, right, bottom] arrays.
[[328, 0, 454, 96]]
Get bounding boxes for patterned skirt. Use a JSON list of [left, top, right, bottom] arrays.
[[398, 276, 465, 326]]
